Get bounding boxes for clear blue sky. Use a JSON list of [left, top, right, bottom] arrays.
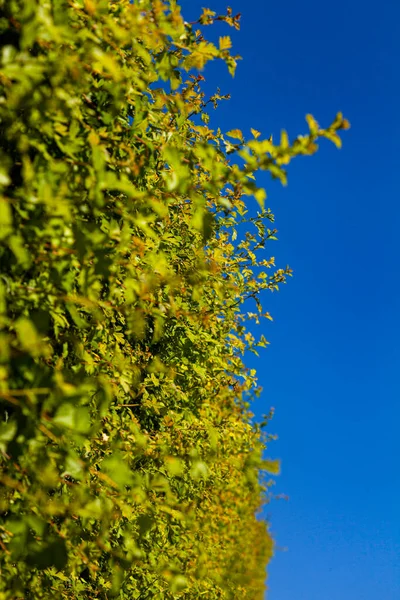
[[182, 1, 400, 599]]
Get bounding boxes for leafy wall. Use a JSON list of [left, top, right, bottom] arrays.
[[0, 1, 348, 598]]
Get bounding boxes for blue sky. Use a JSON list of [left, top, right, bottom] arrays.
[[181, 1, 400, 599]]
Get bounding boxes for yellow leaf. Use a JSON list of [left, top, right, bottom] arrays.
[[280, 130, 289, 149], [324, 130, 342, 148], [306, 114, 319, 134], [84, 0, 96, 15], [332, 112, 351, 130], [199, 8, 216, 24], [219, 36, 232, 50], [254, 187, 266, 208], [251, 128, 261, 139], [54, 571, 70, 582], [226, 129, 243, 141], [88, 130, 100, 146], [262, 459, 280, 475], [201, 8, 216, 17]]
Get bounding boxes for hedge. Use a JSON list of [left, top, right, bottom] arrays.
[[0, 1, 348, 598]]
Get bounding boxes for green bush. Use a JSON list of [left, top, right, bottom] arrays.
[[0, 1, 348, 598]]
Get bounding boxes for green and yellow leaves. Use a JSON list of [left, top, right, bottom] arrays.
[[162, 144, 191, 193], [306, 111, 350, 147], [199, 8, 217, 25], [0, 1, 348, 598]]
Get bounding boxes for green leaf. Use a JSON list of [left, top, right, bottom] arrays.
[[170, 575, 188, 593], [0, 197, 12, 239], [164, 456, 185, 477], [74, 407, 91, 434], [190, 461, 209, 480], [102, 453, 133, 488], [53, 403, 75, 429], [8, 234, 30, 268], [7, 520, 28, 558], [0, 419, 17, 452], [14, 317, 44, 357]]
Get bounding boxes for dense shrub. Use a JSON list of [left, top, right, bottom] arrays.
[[0, 1, 348, 598]]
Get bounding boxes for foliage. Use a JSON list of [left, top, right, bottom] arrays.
[[0, 1, 348, 598]]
